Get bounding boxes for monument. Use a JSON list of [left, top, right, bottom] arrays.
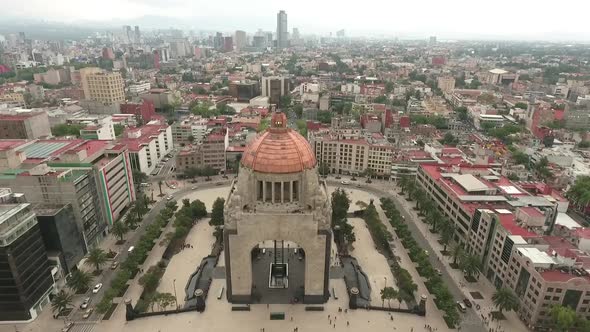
[[223, 112, 331, 304]]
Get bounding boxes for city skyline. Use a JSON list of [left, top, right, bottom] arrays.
[[1, 0, 590, 41]]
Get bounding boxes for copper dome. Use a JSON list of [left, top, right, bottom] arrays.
[[241, 113, 316, 174]]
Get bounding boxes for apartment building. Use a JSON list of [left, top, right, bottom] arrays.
[[80, 67, 125, 104], [118, 124, 173, 175], [171, 116, 210, 144], [416, 163, 590, 330], [310, 130, 393, 177], [0, 189, 54, 322], [0, 111, 51, 139], [437, 76, 456, 93]]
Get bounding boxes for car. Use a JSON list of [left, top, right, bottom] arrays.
[[335, 176, 341, 179], [80, 297, 91, 309], [111, 261, 119, 270], [83, 308, 94, 319], [92, 283, 103, 294], [350, 177, 357, 181], [435, 268, 442, 276], [341, 180, 350, 185], [222, 175, 228, 179], [456, 301, 467, 313], [127, 246, 135, 253], [463, 298, 473, 308], [191, 186, 198, 190], [61, 322, 74, 332], [166, 195, 174, 200], [216, 182, 222, 186], [365, 179, 372, 184], [170, 185, 176, 189]]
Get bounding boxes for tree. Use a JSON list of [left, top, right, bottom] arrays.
[[385, 81, 394, 94], [51, 123, 85, 137], [514, 102, 528, 110], [86, 248, 107, 273], [492, 288, 519, 316], [439, 219, 455, 252], [113, 124, 125, 137], [440, 132, 458, 146], [567, 176, 590, 212], [543, 135, 555, 148], [51, 290, 73, 315], [125, 211, 139, 229], [112, 221, 129, 242], [132, 171, 148, 188], [67, 269, 93, 293], [455, 106, 469, 122], [549, 305, 577, 331], [296, 119, 307, 137], [578, 141, 590, 149], [373, 95, 387, 104], [210, 197, 225, 226], [380, 286, 398, 308], [279, 95, 292, 109], [187, 135, 195, 144], [293, 104, 303, 118], [451, 243, 465, 266], [316, 110, 332, 124], [460, 253, 482, 279], [318, 162, 330, 176], [535, 156, 553, 181]]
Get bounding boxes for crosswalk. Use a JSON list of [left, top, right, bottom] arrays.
[[69, 321, 97, 332]]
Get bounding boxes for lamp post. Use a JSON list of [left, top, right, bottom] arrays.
[[173, 279, 178, 310], [384, 276, 387, 288]]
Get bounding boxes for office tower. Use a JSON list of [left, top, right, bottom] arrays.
[[123, 25, 132, 43], [292, 28, 300, 40], [276, 10, 288, 49], [429, 36, 437, 44], [0, 188, 54, 321], [261, 76, 290, 105], [224, 36, 233, 52], [134, 25, 141, 44], [235, 30, 247, 50]]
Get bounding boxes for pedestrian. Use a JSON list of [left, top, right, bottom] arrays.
[[347, 321, 350, 326], [291, 317, 293, 321], [333, 324, 335, 328]]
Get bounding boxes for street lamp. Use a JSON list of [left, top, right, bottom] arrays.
[[384, 276, 387, 288], [173, 279, 178, 310]]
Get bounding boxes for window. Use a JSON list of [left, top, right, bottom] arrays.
[[547, 288, 554, 292], [556, 289, 562, 293]]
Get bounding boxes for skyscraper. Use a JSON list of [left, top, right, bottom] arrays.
[[235, 30, 247, 51], [276, 10, 288, 49], [134, 25, 141, 44]]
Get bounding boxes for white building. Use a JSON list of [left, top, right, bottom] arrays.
[[128, 82, 151, 95], [118, 124, 173, 175]]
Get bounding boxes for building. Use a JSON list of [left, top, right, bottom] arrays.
[[224, 112, 331, 303], [120, 100, 156, 124], [486, 68, 519, 85], [261, 76, 289, 105], [140, 88, 179, 110], [564, 108, 590, 130], [310, 130, 393, 177], [437, 76, 456, 93], [223, 37, 233, 52], [235, 30, 247, 50], [276, 10, 288, 49], [68, 115, 115, 140], [0, 111, 51, 139], [229, 81, 259, 102], [128, 82, 151, 95], [80, 68, 125, 105], [118, 124, 173, 175], [35, 203, 85, 274], [0, 189, 54, 322], [171, 116, 209, 144]]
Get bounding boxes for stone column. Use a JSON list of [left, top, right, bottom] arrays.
[[271, 181, 275, 203], [281, 182, 284, 203], [289, 181, 293, 202], [263, 181, 267, 202]]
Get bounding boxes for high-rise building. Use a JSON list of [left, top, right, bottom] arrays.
[[292, 28, 300, 40], [80, 68, 125, 104], [276, 10, 288, 49], [223, 36, 234, 52], [429, 36, 437, 44], [234, 30, 247, 51], [102, 47, 115, 60], [123, 25, 132, 43], [134, 26, 141, 44], [261, 76, 290, 105], [437, 76, 456, 93], [0, 188, 54, 321]]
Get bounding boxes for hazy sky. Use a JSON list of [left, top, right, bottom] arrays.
[[2, 0, 589, 39]]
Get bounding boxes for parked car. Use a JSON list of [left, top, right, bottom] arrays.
[[456, 301, 467, 313], [341, 180, 350, 185], [80, 297, 91, 309], [83, 308, 94, 319], [166, 195, 174, 201], [191, 186, 198, 190], [335, 176, 341, 179], [463, 298, 473, 308], [127, 246, 135, 253], [61, 322, 74, 332], [435, 268, 442, 276], [111, 261, 119, 270], [92, 283, 103, 294]]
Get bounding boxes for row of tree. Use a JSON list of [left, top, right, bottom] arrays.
[[331, 189, 356, 249], [379, 197, 460, 327], [182, 166, 218, 180]]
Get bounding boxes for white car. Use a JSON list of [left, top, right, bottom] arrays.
[[80, 297, 91, 309], [83, 308, 94, 319], [166, 195, 174, 201], [92, 283, 103, 294], [341, 180, 350, 185]]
